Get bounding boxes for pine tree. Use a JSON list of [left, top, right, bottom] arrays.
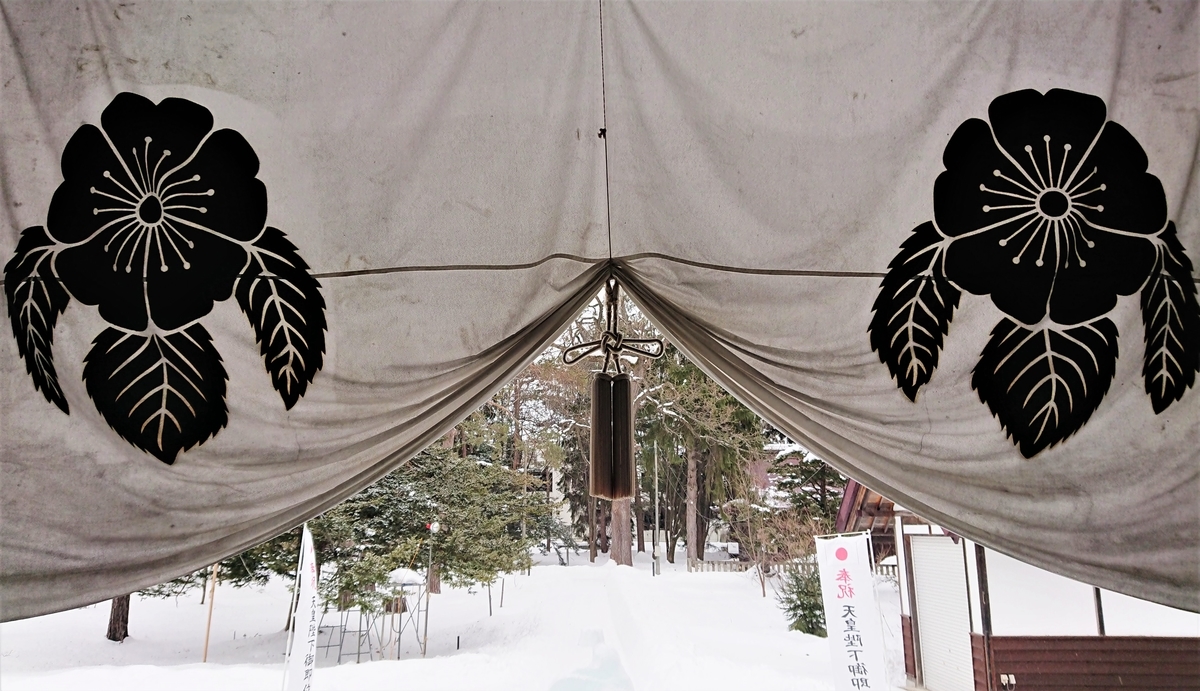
[[637, 344, 767, 562], [778, 567, 826, 636], [770, 449, 846, 522], [139, 445, 553, 614]]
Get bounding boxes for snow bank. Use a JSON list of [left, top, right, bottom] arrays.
[[1, 551, 905, 690]]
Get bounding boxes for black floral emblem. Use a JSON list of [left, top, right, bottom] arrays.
[[4, 93, 327, 463], [870, 89, 1199, 457]]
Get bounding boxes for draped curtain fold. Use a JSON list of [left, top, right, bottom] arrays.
[[2, 1, 1196, 620]]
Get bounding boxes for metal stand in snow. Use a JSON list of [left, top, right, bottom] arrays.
[[314, 580, 429, 664]]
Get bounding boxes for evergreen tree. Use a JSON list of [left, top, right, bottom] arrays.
[[770, 449, 846, 522], [556, 416, 590, 540], [141, 446, 552, 614], [637, 344, 766, 560], [778, 567, 826, 636]]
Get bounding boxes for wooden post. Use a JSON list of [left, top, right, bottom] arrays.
[[202, 563, 219, 662], [488, 581, 493, 616], [903, 535, 922, 687], [975, 544, 993, 691]]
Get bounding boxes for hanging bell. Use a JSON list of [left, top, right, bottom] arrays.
[[590, 372, 636, 500], [590, 372, 613, 498], [610, 372, 636, 500], [564, 278, 661, 501]]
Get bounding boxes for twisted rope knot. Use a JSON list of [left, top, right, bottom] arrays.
[[601, 331, 624, 356], [560, 278, 664, 373]]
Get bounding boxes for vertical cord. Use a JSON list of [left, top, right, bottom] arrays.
[[598, 0, 617, 374], [598, 0, 613, 262]]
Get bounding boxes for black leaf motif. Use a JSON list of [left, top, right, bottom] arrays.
[[4, 93, 327, 462], [875, 88, 1198, 455], [870, 221, 962, 400], [235, 227, 327, 409], [1141, 222, 1200, 413], [4, 226, 71, 413], [973, 318, 1118, 458], [83, 325, 228, 464]]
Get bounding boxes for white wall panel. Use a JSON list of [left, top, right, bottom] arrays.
[[911, 536, 974, 691], [986, 548, 1096, 636]]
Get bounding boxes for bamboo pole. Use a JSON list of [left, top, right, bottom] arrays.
[[201, 563, 218, 662]]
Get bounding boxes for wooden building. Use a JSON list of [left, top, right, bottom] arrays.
[[834, 478, 911, 562], [835, 483, 1200, 690]]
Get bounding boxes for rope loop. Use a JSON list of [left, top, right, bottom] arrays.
[[561, 278, 664, 373]]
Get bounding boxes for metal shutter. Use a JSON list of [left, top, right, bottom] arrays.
[[911, 535, 975, 691]]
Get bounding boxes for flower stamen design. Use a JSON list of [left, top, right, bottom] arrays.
[[983, 136, 1105, 273], [89, 137, 215, 276]]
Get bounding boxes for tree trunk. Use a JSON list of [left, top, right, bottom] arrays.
[[428, 563, 442, 594], [665, 494, 677, 563], [633, 479, 645, 553], [284, 589, 295, 632], [511, 379, 523, 470], [819, 467, 827, 517], [611, 498, 633, 566], [686, 448, 699, 561], [106, 594, 130, 642], [588, 495, 597, 562], [598, 501, 609, 553]]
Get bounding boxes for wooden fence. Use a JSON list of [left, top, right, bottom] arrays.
[[687, 559, 755, 573], [687, 558, 898, 580]]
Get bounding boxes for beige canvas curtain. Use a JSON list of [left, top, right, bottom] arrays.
[[2, 1, 1196, 620]]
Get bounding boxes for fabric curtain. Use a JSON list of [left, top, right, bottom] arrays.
[[2, 1, 1196, 620], [602, 2, 1199, 612]]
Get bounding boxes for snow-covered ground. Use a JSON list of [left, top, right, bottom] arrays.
[[1, 551, 905, 691]]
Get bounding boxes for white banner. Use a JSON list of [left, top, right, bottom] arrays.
[[283, 524, 318, 691], [816, 533, 888, 691]]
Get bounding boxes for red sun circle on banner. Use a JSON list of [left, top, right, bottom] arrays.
[[835, 547, 848, 561]]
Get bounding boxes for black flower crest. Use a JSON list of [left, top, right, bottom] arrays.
[[4, 93, 327, 463], [870, 89, 1200, 457]]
